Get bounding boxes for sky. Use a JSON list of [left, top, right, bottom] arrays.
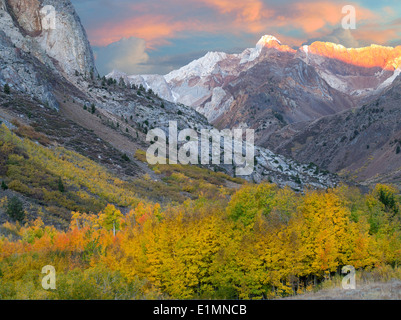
[[70, 0, 401, 76]]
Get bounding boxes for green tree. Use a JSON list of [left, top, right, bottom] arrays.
[[6, 196, 25, 222], [4, 83, 10, 94], [121, 153, 130, 162], [98, 204, 123, 236], [119, 77, 126, 87], [58, 177, 65, 193], [375, 184, 399, 215], [1, 180, 8, 190]]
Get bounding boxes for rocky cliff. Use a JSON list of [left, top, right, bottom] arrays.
[[0, 0, 96, 77]]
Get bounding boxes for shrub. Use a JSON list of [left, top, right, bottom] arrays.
[[12, 121, 51, 146], [6, 196, 25, 222], [273, 111, 285, 123], [122, 154, 130, 162], [8, 180, 32, 195]]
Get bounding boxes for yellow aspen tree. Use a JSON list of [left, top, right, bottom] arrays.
[[98, 204, 124, 236]]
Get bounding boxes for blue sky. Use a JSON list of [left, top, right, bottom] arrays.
[[70, 0, 401, 75]]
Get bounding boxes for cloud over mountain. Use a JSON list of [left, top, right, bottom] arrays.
[[93, 37, 150, 75]]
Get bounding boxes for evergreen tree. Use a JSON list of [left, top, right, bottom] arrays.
[[58, 177, 65, 193], [4, 83, 10, 94], [1, 180, 8, 191], [119, 77, 126, 88], [6, 196, 25, 222]]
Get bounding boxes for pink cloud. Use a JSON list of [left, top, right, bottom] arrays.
[[88, 0, 394, 49]]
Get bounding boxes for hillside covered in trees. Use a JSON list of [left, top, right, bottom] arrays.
[[1, 124, 401, 299]]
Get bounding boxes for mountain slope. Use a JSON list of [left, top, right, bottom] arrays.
[[267, 74, 401, 187]]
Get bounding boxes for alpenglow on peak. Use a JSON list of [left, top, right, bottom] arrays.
[[256, 35, 281, 48]]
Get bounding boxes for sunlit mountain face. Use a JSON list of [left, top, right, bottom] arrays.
[[107, 35, 401, 130], [307, 42, 401, 70]]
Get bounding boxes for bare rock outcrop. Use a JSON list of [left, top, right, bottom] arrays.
[[0, 0, 96, 78]]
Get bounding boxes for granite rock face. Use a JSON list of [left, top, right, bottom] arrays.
[[1, 0, 96, 77], [7, 0, 42, 35], [0, 29, 59, 109], [0, 0, 97, 109]]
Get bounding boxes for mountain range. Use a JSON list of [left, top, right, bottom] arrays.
[[108, 35, 401, 187]]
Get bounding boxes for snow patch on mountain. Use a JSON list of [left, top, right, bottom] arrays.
[[240, 35, 281, 64], [202, 87, 233, 122], [257, 35, 281, 47], [165, 51, 228, 82], [377, 68, 401, 91]]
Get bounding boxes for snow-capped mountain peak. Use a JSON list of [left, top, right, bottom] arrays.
[[108, 36, 401, 129], [256, 35, 281, 48]]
